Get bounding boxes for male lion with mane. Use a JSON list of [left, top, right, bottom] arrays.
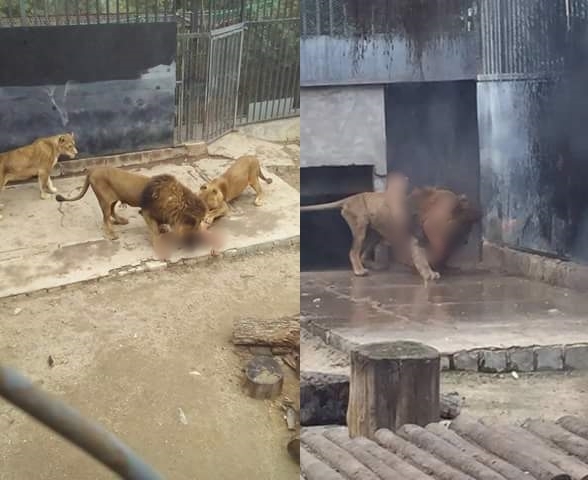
[[0, 133, 78, 219], [139, 174, 222, 260], [301, 173, 481, 281]]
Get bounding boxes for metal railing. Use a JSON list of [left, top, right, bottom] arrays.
[[0, 0, 300, 143], [0, 364, 164, 479]]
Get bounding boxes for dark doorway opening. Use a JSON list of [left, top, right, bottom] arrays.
[[301, 165, 374, 271], [385, 80, 482, 263]]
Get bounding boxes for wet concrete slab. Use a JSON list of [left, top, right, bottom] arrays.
[[0, 159, 299, 298], [301, 269, 588, 354]]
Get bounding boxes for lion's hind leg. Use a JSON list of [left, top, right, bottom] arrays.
[[342, 207, 369, 277], [250, 176, 264, 206]]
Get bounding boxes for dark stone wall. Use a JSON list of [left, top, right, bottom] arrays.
[[0, 22, 176, 158]]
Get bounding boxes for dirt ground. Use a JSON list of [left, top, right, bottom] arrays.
[[443, 369, 588, 423], [0, 244, 300, 480]]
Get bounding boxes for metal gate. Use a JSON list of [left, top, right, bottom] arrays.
[[176, 23, 245, 143]]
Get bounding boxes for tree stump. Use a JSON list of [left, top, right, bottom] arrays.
[[287, 435, 300, 463], [244, 356, 284, 399], [347, 341, 440, 439]]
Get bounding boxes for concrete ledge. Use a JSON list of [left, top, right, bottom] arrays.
[[54, 142, 208, 177], [303, 319, 588, 373], [483, 241, 588, 292], [9, 236, 300, 301]]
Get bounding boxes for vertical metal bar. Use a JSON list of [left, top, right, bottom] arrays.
[[269, 21, 283, 119], [145, 0, 149, 23], [285, 17, 299, 115], [234, 27, 245, 127], [177, 37, 185, 143], [7, 0, 14, 27], [314, 0, 320, 35], [237, 22, 251, 124], [204, 34, 213, 139], [116, 0, 120, 23], [328, 0, 333, 35], [19, 0, 25, 26], [86, 0, 91, 24], [187, 35, 194, 139], [269, 0, 284, 119], [96, 0, 101, 24], [252, 21, 267, 122], [75, 0, 81, 25], [222, 34, 233, 132]]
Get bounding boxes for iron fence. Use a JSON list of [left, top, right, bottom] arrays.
[[0, 0, 300, 143]]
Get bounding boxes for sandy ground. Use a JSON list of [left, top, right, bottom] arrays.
[[443, 369, 588, 423], [0, 144, 301, 480], [0, 245, 300, 480]]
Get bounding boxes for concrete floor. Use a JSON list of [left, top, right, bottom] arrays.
[[0, 157, 299, 298], [301, 268, 588, 354]]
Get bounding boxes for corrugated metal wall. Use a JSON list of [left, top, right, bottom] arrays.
[[478, 0, 585, 260], [301, 0, 479, 85]]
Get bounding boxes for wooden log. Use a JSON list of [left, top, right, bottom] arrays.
[[301, 431, 380, 480], [397, 424, 505, 480], [300, 446, 345, 480], [450, 414, 570, 480], [557, 415, 588, 442], [425, 423, 530, 480], [351, 436, 434, 480], [523, 418, 588, 463], [287, 435, 300, 463], [347, 341, 440, 438], [440, 392, 462, 419], [492, 423, 588, 480], [323, 427, 404, 480], [232, 316, 300, 349], [244, 356, 283, 399], [374, 428, 475, 480]]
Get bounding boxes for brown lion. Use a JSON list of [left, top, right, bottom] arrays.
[[301, 174, 480, 281], [56, 166, 151, 240], [199, 155, 272, 224], [139, 174, 222, 260], [0, 133, 78, 219]]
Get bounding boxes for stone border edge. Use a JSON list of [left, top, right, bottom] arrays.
[[5, 236, 300, 301], [482, 240, 588, 292], [301, 321, 588, 372]]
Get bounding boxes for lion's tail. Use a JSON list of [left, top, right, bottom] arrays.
[[55, 172, 91, 202], [259, 169, 273, 184], [300, 198, 348, 211]]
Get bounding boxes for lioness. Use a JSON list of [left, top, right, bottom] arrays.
[[56, 166, 151, 240], [139, 174, 222, 260], [199, 155, 272, 224], [0, 133, 78, 219]]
